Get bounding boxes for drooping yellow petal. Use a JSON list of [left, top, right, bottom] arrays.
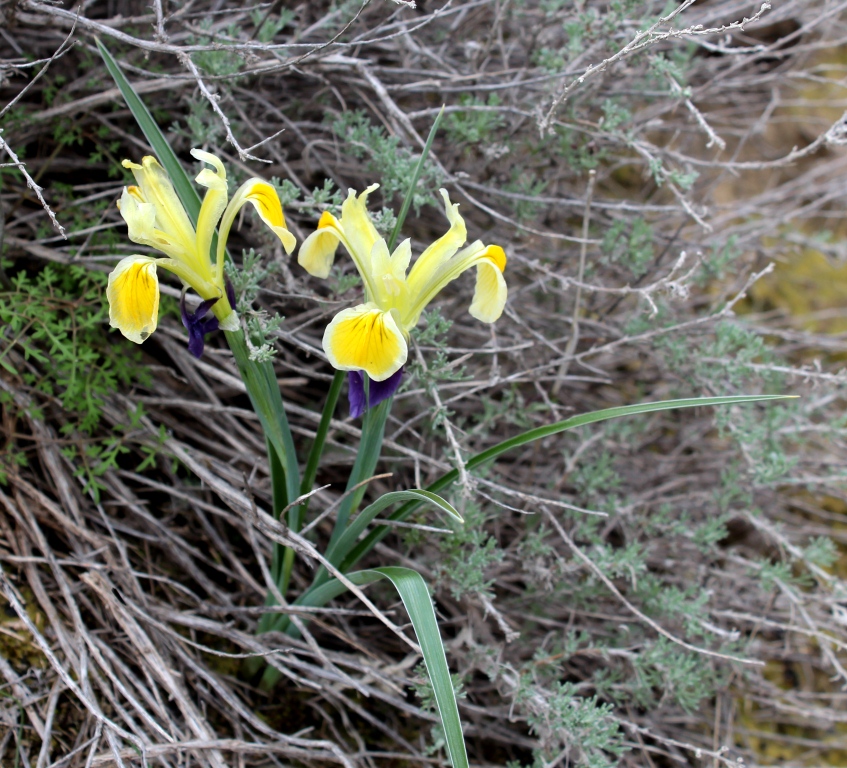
[[323, 303, 408, 381], [298, 211, 343, 278], [234, 179, 297, 255], [216, 178, 298, 291], [469, 246, 508, 322], [406, 189, 467, 297], [192, 149, 229, 280], [401, 240, 507, 329], [107, 256, 160, 344]]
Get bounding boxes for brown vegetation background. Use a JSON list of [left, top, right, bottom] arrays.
[[2, 0, 847, 766]]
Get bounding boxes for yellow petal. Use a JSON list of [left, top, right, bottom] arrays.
[[190, 149, 227, 181], [237, 179, 297, 255], [406, 188, 467, 297], [122, 157, 196, 257], [323, 304, 408, 381], [216, 179, 298, 286], [118, 186, 161, 249], [298, 211, 342, 278], [107, 256, 160, 344], [192, 149, 229, 276], [469, 246, 508, 322], [339, 184, 381, 271], [369, 238, 410, 307], [402, 240, 507, 329]]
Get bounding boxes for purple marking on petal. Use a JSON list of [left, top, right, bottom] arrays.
[[368, 368, 403, 409], [347, 368, 402, 418], [348, 371, 366, 419], [225, 275, 237, 310], [181, 292, 221, 358]]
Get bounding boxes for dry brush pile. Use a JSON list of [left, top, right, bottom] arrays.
[[2, 0, 847, 766]]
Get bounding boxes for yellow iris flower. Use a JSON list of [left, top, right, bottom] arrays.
[[298, 184, 507, 381], [107, 149, 296, 345]]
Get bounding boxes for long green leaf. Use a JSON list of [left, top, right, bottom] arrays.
[[323, 397, 391, 553], [339, 394, 794, 570], [371, 567, 468, 768], [225, 330, 299, 504], [308, 489, 461, 591], [387, 105, 445, 252], [300, 369, 346, 500], [270, 567, 468, 768], [96, 38, 202, 223]]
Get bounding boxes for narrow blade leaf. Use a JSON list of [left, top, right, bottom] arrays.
[[340, 394, 795, 570], [96, 38, 201, 224], [293, 567, 469, 768]]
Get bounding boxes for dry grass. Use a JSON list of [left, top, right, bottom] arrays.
[[2, 0, 847, 766]]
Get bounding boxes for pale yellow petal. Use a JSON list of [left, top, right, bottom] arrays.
[[468, 246, 508, 322], [190, 149, 227, 180], [401, 240, 507, 329], [338, 184, 381, 273], [118, 186, 158, 245], [192, 151, 229, 278], [107, 256, 160, 344], [406, 188, 467, 297], [369, 238, 410, 308], [122, 157, 196, 255], [323, 303, 408, 381], [298, 211, 342, 278], [118, 186, 199, 267], [390, 237, 412, 275]]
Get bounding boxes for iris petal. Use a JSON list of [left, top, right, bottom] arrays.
[[107, 256, 160, 344], [339, 184, 381, 272], [403, 241, 508, 328], [469, 246, 508, 323], [347, 368, 404, 418], [323, 303, 408, 381], [232, 179, 297, 255], [122, 157, 196, 257], [192, 149, 229, 279], [299, 211, 342, 278], [406, 189, 467, 296]]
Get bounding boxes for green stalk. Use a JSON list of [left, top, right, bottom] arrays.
[[225, 329, 300, 617], [226, 330, 299, 502], [300, 369, 346, 503], [253, 369, 345, 639], [312, 398, 391, 590], [268, 441, 287, 584]]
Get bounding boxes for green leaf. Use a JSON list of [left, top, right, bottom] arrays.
[[340, 394, 795, 570], [309, 489, 461, 591], [300, 369, 346, 500], [323, 397, 391, 556], [388, 105, 445, 251], [296, 567, 469, 768], [95, 38, 202, 224]]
